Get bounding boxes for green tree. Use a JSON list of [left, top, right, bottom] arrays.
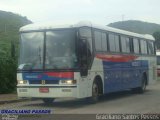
[[153, 31, 160, 49], [0, 54, 17, 93]]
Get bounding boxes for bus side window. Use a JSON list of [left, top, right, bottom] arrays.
[[133, 38, 140, 54], [94, 31, 107, 52], [129, 38, 134, 53], [108, 34, 120, 52], [114, 35, 120, 52], [148, 41, 154, 55], [121, 36, 130, 53], [94, 31, 102, 51], [109, 34, 115, 52], [140, 40, 148, 54], [101, 33, 107, 52]]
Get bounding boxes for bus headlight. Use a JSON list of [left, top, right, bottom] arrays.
[[18, 80, 28, 84], [59, 80, 76, 84]]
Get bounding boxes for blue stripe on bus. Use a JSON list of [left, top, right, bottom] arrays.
[[22, 73, 69, 81], [103, 60, 148, 93]]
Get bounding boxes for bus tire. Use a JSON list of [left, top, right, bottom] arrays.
[[90, 80, 99, 104], [132, 75, 147, 94], [42, 98, 55, 104]]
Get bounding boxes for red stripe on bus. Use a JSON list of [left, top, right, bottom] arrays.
[[96, 54, 138, 62], [44, 72, 74, 79]]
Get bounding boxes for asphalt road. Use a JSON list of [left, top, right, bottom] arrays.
[[0, 81, 160, 120]]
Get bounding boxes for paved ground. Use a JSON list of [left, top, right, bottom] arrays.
[[0, 93, 30, 105], [0, 94, 17, 102], [0, 81, 160, 119]]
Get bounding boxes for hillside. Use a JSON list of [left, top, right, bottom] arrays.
[[108, 20, 160, 35], [0, 10, 32, 57], [0, 10, 32, 93]]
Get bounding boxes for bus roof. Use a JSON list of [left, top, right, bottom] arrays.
[[20, 21, 155, 41]]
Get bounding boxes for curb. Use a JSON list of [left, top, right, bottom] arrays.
[[0, 98, 36, 105]]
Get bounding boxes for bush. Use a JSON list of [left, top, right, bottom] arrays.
[[0, 55, 17, 93]]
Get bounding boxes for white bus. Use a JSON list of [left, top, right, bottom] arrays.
[[17, 21, 157, 103]]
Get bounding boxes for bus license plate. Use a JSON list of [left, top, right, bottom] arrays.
[[39, 88, 49, 93]]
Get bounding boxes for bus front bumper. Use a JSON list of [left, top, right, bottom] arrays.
[[17, 86, 77, 98]]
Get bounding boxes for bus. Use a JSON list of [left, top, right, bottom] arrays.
[[17, 21, 157, 103]]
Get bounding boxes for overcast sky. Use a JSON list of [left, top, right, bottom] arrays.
[[0, 0, 160, 25]]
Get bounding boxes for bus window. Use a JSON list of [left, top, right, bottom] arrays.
[[114, 35, 120, 52], [19, 32, 44, 70], [79, 27, 92, 54], [109, 34, 120, 52], [133, 38, 140, 54], [45, 29, 78, 69], [94, 31, 102, 51], [148, 41, 154, 55], [79, 27, 92, 67], [140, 40, 148, 54], [94, 31, 107, 52], [108, 34, 115, 52], [102, 33, 107, 52], [121, 36, 130, 53]]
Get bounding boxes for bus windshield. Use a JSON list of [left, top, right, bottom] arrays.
[[18, 32, 44, 70], [18, 29, 78, 70]]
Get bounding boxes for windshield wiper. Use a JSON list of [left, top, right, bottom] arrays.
[[38, 46, 42, 64]]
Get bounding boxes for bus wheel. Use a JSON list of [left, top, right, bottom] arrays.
[[42, 98, 55, 104], [90, 81, 99, 103], [139, 75, 147, 93], [132, 75, 147, 94]]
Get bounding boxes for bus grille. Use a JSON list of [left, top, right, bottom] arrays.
[[29, 80, 59, 84]]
